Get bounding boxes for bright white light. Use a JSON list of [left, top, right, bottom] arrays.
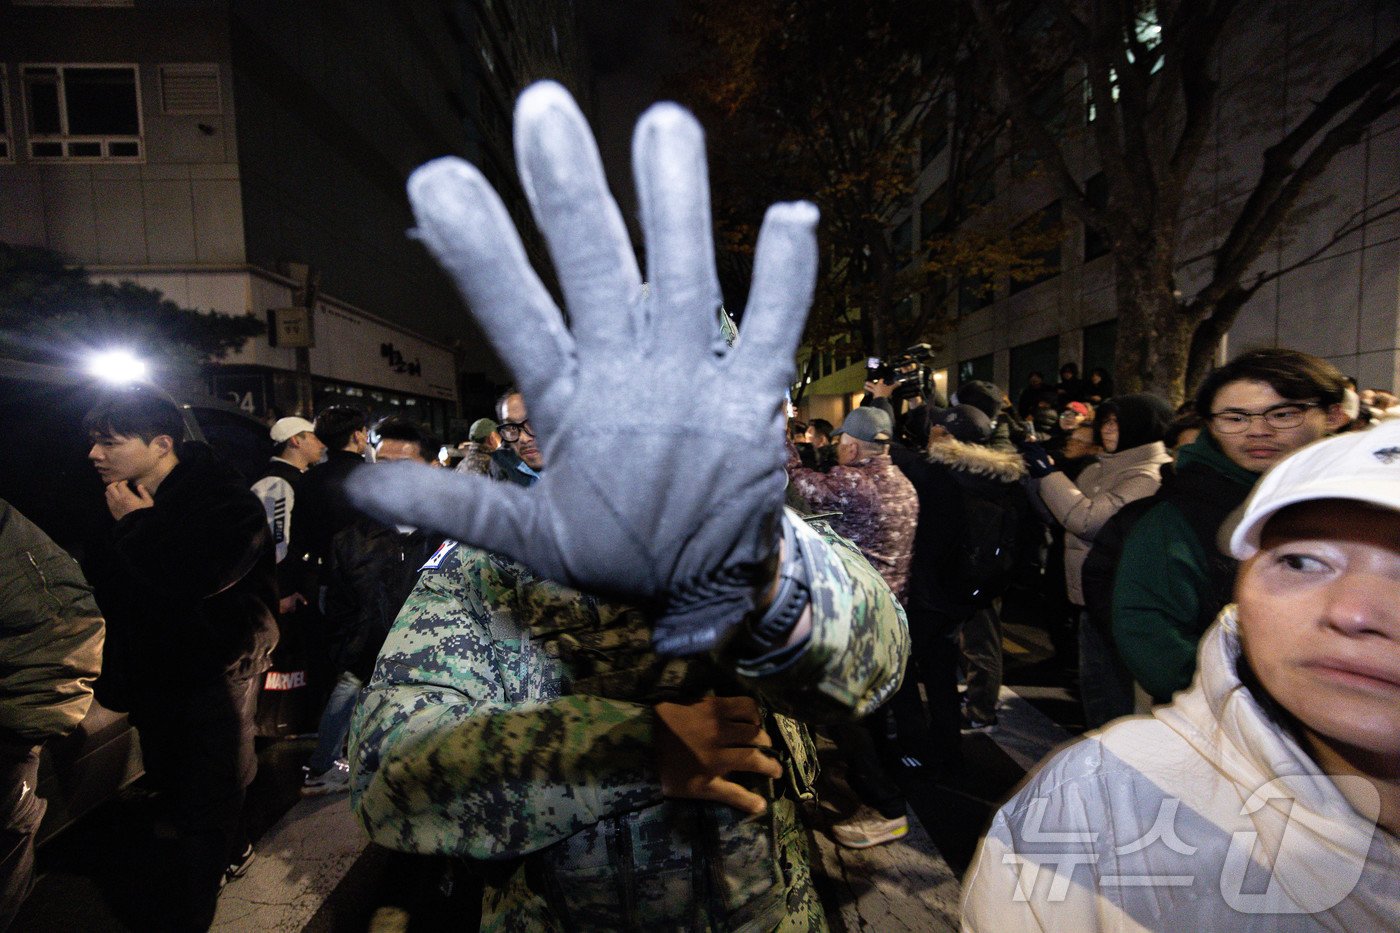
[[88, 350, 149, 384]]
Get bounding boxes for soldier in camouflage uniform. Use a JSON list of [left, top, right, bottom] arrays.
[[349, 495, 906, 930], [342, 83, 910, 930]]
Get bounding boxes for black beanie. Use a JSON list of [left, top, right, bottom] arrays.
[[941, 404, 994, 444], [1096, 393, 1173, 451], [952, 380, 1004, 421]]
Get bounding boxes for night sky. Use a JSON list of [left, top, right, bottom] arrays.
[[575, 0, 685, 238]]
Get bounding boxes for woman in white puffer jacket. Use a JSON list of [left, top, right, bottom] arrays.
[[962, 421, 1400, 931], [1033, 393, 1174, 725]]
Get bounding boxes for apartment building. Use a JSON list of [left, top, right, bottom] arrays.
[[0, 0, 590, 433]]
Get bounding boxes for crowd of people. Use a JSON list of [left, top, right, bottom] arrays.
[[782, 348, 1400, 923], [3, 79, 1398, 932]]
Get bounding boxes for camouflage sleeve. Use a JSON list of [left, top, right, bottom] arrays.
[[347, 546, 664, 860], [725, 509, 908, 724], [786, 455, 864, 517]]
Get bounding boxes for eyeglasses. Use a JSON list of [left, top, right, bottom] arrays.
[[498, 419, 534, 443], [1208, 402, 1318, 434]]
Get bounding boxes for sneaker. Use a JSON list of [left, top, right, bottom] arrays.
[[961, 711, 998, 731], [831, 807, 909, 849], [301, 758, 351, 796], [219, 843, 255, 889]]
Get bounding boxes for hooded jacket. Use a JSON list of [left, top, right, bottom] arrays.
[[961, 607, 1399, 931], [1035, 394, 1174, 606], [905, 438, 1028, 616], [1112, 430, 1257, 701]]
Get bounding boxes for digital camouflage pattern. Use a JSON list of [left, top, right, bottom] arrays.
[[348, 509, 907, 932], [785, 449, 919, 603], [455, 441, 493, 477]]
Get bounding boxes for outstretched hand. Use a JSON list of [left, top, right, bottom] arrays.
[[345, 82, 819, 656]]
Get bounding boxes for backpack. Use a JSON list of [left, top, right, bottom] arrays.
[[946, 473, 1024, 606], [1080, 464, 1245, 647]]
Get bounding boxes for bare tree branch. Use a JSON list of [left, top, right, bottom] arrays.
[[969, 0, 1094, 228], [1201, 39, 1400, 302]]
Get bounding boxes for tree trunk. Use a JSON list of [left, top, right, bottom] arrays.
[[1111, 254, 1201, 408], [1184, 309, 1228, 403]]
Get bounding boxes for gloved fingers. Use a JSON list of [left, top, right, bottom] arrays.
[[407, 157, 572, 406], [514, 81, 643, 354], [343, 462, 540, 572], [632, 102, 722, 354], [731, 201, 820, 391]]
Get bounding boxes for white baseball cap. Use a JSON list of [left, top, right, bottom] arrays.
[[1228, 420, 1400, 559], [270, 416, 316, 444]]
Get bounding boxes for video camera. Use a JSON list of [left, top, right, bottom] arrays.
[[866, 343, 935, 402]]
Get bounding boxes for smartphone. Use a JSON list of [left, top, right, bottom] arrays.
[[866, 357, 883, 382]]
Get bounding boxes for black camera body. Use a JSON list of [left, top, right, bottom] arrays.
[[867, 343, 935, 401]]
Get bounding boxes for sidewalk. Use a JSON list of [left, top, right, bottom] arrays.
[[212, 795, 367, 931]]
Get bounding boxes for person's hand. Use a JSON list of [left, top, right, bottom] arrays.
[[864, 379, 896, 399], [1018, 442, 1059, 479], [105, 482, 154, 520], [343, 82, 818, 657], [278, 593, 307, 615], [653, 695, 782, 816]]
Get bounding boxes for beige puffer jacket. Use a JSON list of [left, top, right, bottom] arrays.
[[1037, 441, 1170, 605]]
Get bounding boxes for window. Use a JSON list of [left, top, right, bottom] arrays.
[[958, 274, 994, 317], [1085, 10, 1162, 124], [22, 64, 142, 161], [1083, 318, 1118, 376], [891, 217, 913, 269], [1010, 335, 1059, 399], [1010, 201, 1062, 295], [1083, 173, 1111, 260], [0, 68, 12, 161], [966, 139, 996, 207], [921, 94, 948, 168], [958, 353, 995, 387], [920, 184, 947, 241], [1012, 75, 1065, 176]]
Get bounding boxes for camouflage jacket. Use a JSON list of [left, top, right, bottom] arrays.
[[349, 509, 907, 932], [455, 442, 493, 477], [785, 450, 918, 603]]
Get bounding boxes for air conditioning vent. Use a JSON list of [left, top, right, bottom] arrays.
[[159, 63, 221, 115]]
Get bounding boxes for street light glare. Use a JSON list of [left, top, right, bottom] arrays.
[[88, 349, 149, 384]]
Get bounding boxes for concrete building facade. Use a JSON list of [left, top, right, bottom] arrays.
[[1, 0, 591, 434], [797, 0, 1399, 425]]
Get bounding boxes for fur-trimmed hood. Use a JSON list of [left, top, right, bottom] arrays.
[[925, 438, 1028, 481]]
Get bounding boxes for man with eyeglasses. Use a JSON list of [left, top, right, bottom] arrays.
[[1112, 348, 1349, 704], [487, 389, 543, 487]]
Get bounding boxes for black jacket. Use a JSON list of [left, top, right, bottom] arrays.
[[488, 447, 538, 487], [0, 500, 104, 750], [323, 519, 446, 682], [892, 439, 1027, 617], [82, 442, 277, 711], [296, 449, 367, 564]]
